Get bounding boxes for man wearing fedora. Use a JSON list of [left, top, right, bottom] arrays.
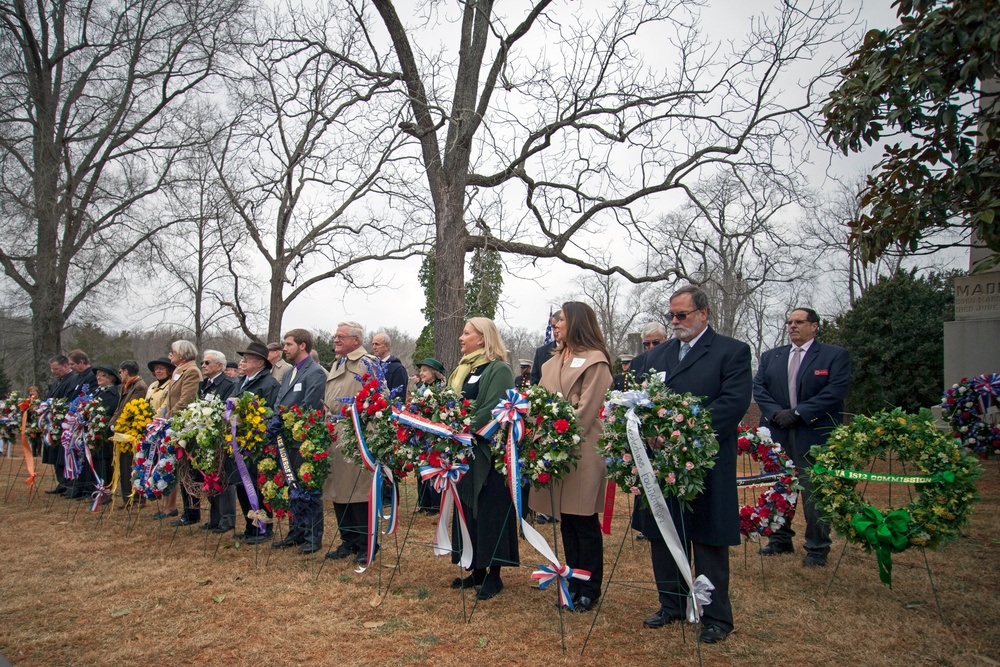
[[233, 342, 281, 543], [91, 365, 123, 504]]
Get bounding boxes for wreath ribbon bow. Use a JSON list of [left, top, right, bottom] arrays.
[[851, 506, 911, 588]]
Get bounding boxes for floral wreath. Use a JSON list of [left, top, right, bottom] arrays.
[[18, 395, 43, 440], [392, 383, 476, 471], [810, 408, 981, 587], [736, 426, 802, 540], [169, 395, 227, 480], [491, 384, 581, 489], [113, 398, 154, 455], [37, 399, 68, 446], [257, 406, 332, 518], [0, 392, 24, 449], [940, 373, 1000, 458], [131, 418, 179, 500], [338, 359, 412, 478], [224, 391, 272, 457], [600, 373, 718, 510], [61, 392, 110, 454]]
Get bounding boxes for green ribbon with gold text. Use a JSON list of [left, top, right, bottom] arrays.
[[812, 465, 954, 485]]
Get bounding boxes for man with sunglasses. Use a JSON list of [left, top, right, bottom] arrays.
[[629, 285, 752, 645], [752, 307, 850, 567], [641, 322, 668, 351]]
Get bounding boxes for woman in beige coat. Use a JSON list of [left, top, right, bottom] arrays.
[[530, 301, 613, 611], [164, 340, 203, 527]]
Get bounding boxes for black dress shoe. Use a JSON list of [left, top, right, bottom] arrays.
[[172, 517, 197, 527], [234, 532, 247, 540], [759, 541, 794, 556], [45, 485, 68, 495], [245, 533, 271, 545], [573, 595, 598, 612], [476, 576, 503, 600], [699, 624, 729, 644], [802, 553, 828, 567], [212, 525, 234, 534], [643, 608, 682, 629], [354, 546, 378, 565], [298, 543, 322, 555], [273, 536, 306, 548], [325, 544, 353, 560], [201, 522, 215, 530], [450, 572, 486, 589]]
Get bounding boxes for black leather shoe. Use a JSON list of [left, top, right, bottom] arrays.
[[759, 541, 794, 556], [573, 595, 598, 612], [245, 533, 271, 545], [171, 517, 196, 527], [699, 624, 729, 644], [476, 576, 503, 600], [273, 536, 305, 548], [635, 532, 648, 541], [354, 546, 378, 565], [45, 485, 68, 495], [450, 572, 486, 589], [212, 525, 234, 534], [802, 553, 828, 567], [234, 532, 247, 540], [643, 608, 682, 629], [325, 544, 353, 560], [298, 543, 322, 555], [200, 522, 214, 530]]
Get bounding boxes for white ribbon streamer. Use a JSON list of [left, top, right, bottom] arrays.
[[625, 408, 713, 623]]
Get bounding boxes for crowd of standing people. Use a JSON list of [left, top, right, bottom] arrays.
[[30, 287, 849, 644]]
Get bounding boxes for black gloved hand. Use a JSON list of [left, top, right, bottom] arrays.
[[266, 414, 283, 440], [772, 409, 800, 429]]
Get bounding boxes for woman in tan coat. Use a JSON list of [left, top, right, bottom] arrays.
[[164, 340, 203, 527], [530, 301, 613, 611]]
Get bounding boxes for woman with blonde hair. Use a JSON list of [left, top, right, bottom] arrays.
[[530, 302, 613, 611], [448, 317, 518, 600]]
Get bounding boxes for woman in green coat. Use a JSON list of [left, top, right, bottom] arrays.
[[448, 317, 518, 600]]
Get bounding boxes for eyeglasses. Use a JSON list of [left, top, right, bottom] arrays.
[[667, 310, 696, 321], [642, 340, 662, 348], [200, 361, 212, 365]]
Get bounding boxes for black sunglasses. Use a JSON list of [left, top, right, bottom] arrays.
[[642, 340, 662, 348]]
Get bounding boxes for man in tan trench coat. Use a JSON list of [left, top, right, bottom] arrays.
[[323, 321, 377, 564]]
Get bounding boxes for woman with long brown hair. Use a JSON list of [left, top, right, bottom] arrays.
[[530, 301, 613, 611]]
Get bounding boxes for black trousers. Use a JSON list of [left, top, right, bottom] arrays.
[[417, 478, 441, 512], [560, 513, 603, 599], [649, 538, 733, 632], [209, 486, 236, 529], [767, 430, 831, 555], [118, 452, 134, 503], [331, 501, 367, 552], [236, 476, 271, 536], [181, 472, 202, 522]]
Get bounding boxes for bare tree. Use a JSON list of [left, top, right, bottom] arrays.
[[362, 0, 854, 368], [645, 169, 807, 350], [572, 272, 650, 361], [0, 0, 246, 383], [210, 4, 425, 342]]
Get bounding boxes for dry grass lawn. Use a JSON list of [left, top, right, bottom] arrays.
[[0, 452, 998, 667]]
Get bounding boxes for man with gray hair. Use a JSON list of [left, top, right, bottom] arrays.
[[323, 321, 378, 564], [641, 321, 669, 352], [370, 331, 408, 401], [200, 349, 237, 533], [267, 342, 291, 383]]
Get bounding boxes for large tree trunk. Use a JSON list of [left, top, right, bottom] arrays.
[[267, 271, 285, 344], [433, 186, 469, 371], [31, 290, 65, 387]]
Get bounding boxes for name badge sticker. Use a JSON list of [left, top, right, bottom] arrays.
[[571, 357, 585, 368], [294, 382, 303, 392], [656, 371, 666, 382], [468, 375, 481, 384], [814, 369, 829, 376], [173, 374, 181, 381]]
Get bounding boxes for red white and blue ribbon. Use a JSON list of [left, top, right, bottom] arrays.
[[224, 398, 266, 532], [80, 441, 108, 512], [347, 403, 398, 572], [390, 406, 475, 450], [420, 461, 472, 568], [482, 390, 592, 610], [972, 373, 1000, 413]]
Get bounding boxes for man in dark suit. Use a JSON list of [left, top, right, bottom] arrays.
[[629, 286, 752, 644], [43, 356, 77, 495], [63, 349, 97, 499], [529, 310, 561, 386], [233, 342, 281, 544], [271, 328, 329, 553], [199, 350, 238, 532], [752, 307, 850, 567], [370, 332, 409, 401]]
